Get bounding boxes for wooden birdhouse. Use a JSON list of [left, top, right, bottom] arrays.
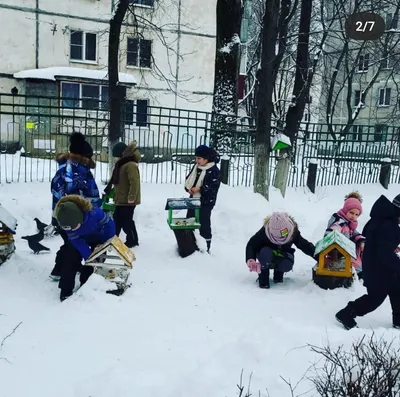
[[0, 204, 17, 266], [165, 198, 201, 230], [312, 230, 356, 290], [271, 133, 291, 151], [85, 235, 135, 296]]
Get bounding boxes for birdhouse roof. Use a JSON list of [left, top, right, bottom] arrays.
[[314, 230, 357, 259], [165, 197, 201, 210], [0, 204, 17, 234], [86, 236, 135, 268]]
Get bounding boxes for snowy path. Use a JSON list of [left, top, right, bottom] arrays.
[[1, 182, 399, 396]]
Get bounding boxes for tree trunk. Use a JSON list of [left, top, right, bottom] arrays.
[[108, 0, 129, 177], [253, 0, 280, 200], [274, 0, 312, 197], [211, 0, 243, 155]]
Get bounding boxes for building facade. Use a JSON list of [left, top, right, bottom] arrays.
[[0, 0, 217, 153]]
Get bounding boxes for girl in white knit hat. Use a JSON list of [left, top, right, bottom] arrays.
[[245, 212, 316, 288]]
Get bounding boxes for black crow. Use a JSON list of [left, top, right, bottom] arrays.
[[34, 218, 48, 233], [21, 231, 50, 254]]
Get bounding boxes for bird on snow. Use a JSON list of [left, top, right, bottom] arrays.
[[34, 217, 48, 233], [21, 231, 50, 254]]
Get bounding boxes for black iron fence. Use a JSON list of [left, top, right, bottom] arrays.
[[0, 92, 399, 188]]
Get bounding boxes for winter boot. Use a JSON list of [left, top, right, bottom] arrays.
[[206, 239, 211, 254], [273, 270, 284, 283], [258, 269, 270, 289], [335, 305, 358, 330], [393, 314, 400, 329], [60, 289, 73, 302], [49, 273, 61, 282]]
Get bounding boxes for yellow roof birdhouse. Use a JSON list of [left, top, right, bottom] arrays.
[[314, 230, 356, 279]]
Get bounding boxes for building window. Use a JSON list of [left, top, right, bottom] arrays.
[[70, 30, 97, 62], [380, 53, 393, 69], [127, 38, 152, 68], [131, 0, 155, 6], [305, 95, 312, 104], [303, 112, 310, 122], [386, 12, 398, 29], [352, 125, 363, 141], [357, 54, 369, 72], [378, 87, 391, 106], [124, 99, 149, 126], [374, 124, 388, 142], [353, 90, 365, 107], [61, 82, 108, 109]]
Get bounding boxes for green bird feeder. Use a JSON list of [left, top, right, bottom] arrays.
[[165, 198, 201, 230], [271, 133, 291, 151], [102, 189, 116, 213]]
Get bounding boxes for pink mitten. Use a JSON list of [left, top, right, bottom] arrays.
[[247, 259, 261, 274]]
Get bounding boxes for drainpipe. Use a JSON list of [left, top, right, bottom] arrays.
[[36, 0, 39, 68], [174, 0, 181, 108]]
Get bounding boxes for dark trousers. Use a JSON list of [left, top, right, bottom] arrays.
[[187, 207, 212, 241], [349, 288, 400, 325], [57, 242, 95, 294], [50, 217, 69, 277], [257, 247, 295, 273], [113, 205, 139, 246]]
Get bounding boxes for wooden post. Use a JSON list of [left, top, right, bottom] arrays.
[[379, 158, 391, 190], [220, 157, 229, 185], [306, 160, 318, 193]]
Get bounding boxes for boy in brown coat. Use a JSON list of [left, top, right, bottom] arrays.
[[105, 141, 141, 248]]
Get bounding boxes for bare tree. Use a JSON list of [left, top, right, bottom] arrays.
[[211, 0, 243, 154], [253, 0, 280, 200], [108, 0, 130, 158]]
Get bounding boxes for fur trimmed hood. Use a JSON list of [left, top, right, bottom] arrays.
[[263, 214, 299, 232], [56, 153, 96, 169], [54, 194, 92, 215], [122, 142, 141, 162]]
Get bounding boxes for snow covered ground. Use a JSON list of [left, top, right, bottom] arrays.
[[1, 181, 400, 397]]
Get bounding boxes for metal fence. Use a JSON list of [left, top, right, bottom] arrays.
[[0, 92, 399, 188]]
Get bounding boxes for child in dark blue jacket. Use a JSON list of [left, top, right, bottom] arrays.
[[54, 195, 115, 302], [184, 145, 221, 252]]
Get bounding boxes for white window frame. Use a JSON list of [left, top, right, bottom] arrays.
[[353, 89, 365, 108], [60, 82, 108, 110], [378, 87, 391, 107], [126, 37, 152, 68], [357, 54, 369, 72], [124, 99, 150, 127], [70, 30, 98, 64], [351, 125, 363, 142]]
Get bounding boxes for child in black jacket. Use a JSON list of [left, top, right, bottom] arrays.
[[246, 212, 316, 288], [184, 145, 221, 253], [335, 194, 400, 330]]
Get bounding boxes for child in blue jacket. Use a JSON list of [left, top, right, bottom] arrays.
[[184, 145, 221, 252], [54, 195, 115, 302], [48, 132, 101, 280]]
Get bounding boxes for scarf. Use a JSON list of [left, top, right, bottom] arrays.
[[338, 209, 358, 231], [184, 162, 215, 197], [110, 156, 137, 186]]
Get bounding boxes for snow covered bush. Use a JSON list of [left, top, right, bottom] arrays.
[[310, 334, 400, 396]]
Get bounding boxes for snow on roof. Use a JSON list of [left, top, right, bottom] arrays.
[[14, 67, 136, 85], [314, 230, 356, 259], [0, 204, 17, 234]]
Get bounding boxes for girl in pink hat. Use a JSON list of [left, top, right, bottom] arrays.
[[325, 191, 365, 279]]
